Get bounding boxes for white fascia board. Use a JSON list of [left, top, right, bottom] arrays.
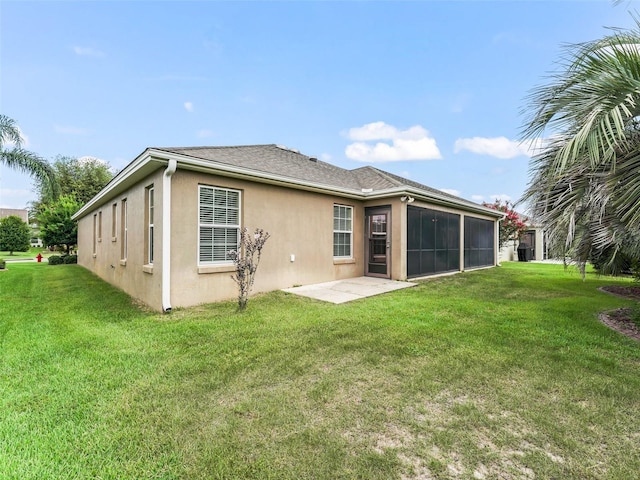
[[72, 149, 165, 220], [365, 186, 505, 218], [72, 147, 506, 220], [153, 149, 367, 200]]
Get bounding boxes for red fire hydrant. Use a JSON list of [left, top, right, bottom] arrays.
[[36, 253, 43, 263]]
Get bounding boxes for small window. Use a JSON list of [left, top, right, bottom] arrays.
[[121, 199, 128, 261], [97, 211, 102, 242], [333, 204, 353, 258], [146, 186, 155, 265], [198, 186, 241, 264], [111, 203, 117, 241], [92, 214, 97, 255]]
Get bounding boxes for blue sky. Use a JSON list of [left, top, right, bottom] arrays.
[[1, 1, 636, 210]]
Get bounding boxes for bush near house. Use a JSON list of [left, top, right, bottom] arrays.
[[47, 254, 77, 265]]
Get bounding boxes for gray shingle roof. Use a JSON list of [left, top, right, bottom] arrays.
[[155, 144, 483, 209]]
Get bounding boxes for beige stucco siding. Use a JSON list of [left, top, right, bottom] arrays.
[[168, 170, 365, 308], [76, 163, 501, 311], [77, 168, 165, 309]]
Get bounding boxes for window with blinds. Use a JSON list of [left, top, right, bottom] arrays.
[[198, 186, 241, 263]]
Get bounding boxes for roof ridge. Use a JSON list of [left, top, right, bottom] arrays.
[[362, 166, 405, 188], [156, 144, 277, 151]]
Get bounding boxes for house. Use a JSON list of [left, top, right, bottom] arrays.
[[0, 208, 28, 223], [499, 222, 547, 262], [0, 208, 42, 247], [72, 145, 504, 312]]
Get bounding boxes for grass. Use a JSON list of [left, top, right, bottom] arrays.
[[1, 262, 639, 479], [0, 246, 51, 259]]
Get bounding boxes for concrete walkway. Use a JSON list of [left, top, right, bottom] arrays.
[[282, 276, 417, 304]]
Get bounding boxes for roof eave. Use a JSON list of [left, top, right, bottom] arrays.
[[72, 148, 504, 220], [365, 187, 505, 218], [72, 149, 166, 220]]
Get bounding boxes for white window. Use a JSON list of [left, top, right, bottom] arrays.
[[92, 214, 97, 255], [147, 186, 154, 264], [111, 203, 117, 241], [121, 199, 128, 261], [97, 211, 102, 242], [333, 204, 353, 258], [198, 186, 241, 264]]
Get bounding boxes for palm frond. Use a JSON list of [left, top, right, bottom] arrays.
[[0, 114, 24, 149], [0, 148, 60, 199]]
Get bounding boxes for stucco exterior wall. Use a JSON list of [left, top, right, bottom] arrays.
[[168, 170, 366, 308], [77, 168, 165, 309], [76, 165, 501, 311]]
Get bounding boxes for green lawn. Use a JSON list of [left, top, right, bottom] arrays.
[[1, 262, 639, 479], [0, 246, 51, 259]]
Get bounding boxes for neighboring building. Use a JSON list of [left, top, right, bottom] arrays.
[[499, 224, 546, 262], [0, 208, 28, 223], [0, 208, 42, 247], [72, 145, 504, 312]]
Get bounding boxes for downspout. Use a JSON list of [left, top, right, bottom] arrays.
[[162, 159, 177, 313]]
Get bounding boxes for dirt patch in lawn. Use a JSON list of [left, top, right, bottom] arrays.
[[598, 286, 640, 341]]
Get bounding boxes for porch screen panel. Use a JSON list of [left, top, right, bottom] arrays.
[[463, 216, 494, 269], [199, 186, 241, 263], [407, 206, 460, 277]]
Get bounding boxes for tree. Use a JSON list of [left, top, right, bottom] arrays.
[[35, 155, 114, 207], [39, 195, 80, 253], [521, 18, 640, 273], [228, 228, 270, 311], [483, 200, 528, 248], [0, 115, 59, 199], [0, 215, 31, 255]]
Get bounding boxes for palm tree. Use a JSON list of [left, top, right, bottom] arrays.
[[0, 115, 59, 199], [521, 19, 640, 272]]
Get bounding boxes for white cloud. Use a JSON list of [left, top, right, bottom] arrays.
[[196, 129, 215, 138], [184, 101, 194, 112], [344, 121, 442, 162], [3, 127, 29, 148], [0, 188, 33, 209], [320, 153, 332, 162], [439, 188, 461, 197], [78, 156, 115, 173], [453, 136, 543, 159], [450, 93, 471, 113], [471, 195, 485, 203], [490, 193, 512, 202], [54, 125, 89, 135], [73, 46, 104, 57]]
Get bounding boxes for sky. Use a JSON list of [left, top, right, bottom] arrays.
[[1, 0, 637, 210]]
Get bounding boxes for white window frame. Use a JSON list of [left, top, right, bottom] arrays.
[[121, 198, 128, 262], [333, 204, 353, 259], [111, 203, 118, 241], [148, 186, 154, 265], [198, 185, 241, 265]]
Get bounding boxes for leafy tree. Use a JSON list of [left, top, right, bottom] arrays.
[[0, 115, 59, 198], [35, 155, 114, 206], [521, 18, 640, 273], [39, 195, 80, 254], [483, 200, 528, 248], [0, 215, 30, 255]]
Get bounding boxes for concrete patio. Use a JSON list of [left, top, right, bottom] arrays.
[[282, 276, 417, 304]]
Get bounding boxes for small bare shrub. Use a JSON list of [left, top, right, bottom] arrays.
[[228, 228, 270, 311]]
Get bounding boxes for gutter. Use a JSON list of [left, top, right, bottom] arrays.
[[162, 159, 177, 313], [73, 148, 503, 222]]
